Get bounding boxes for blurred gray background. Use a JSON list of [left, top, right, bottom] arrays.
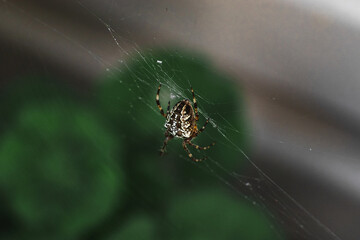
[[1, 0, 359, 239]]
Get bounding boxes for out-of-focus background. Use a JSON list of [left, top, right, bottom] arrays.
[[1, 0, 359, 239]]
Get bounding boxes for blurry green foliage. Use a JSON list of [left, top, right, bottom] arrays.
[[0, 76, 74, 132], [107, 214, 157, 240], [0, 49, 283, 239], [167, 189, 282, 240], [0, 101, 124, 239]]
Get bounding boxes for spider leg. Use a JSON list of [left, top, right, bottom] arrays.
[[188, 141, 215, 150], [156, 84, 166, 118], [191, 87, 199, 121], [182, 141, 204, 162], [197, 118, 210, 135], [167, 100, 171, 116], [160, 134, 173, 156]]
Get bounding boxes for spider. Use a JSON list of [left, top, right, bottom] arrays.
[[156, 84, 215, 162]]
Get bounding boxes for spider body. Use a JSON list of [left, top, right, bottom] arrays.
[[165, 99, 196, 139], [156, 84, 215, 162]]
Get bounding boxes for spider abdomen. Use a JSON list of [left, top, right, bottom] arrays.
[[164, 100, 196, 139]]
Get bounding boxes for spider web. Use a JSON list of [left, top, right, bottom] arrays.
[[0, 1, 343, 240]]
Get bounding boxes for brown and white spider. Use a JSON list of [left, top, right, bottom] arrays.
[[156, 84, 215, 162]]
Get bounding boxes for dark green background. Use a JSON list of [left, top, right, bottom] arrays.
[[0, 49, 283, 239]]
